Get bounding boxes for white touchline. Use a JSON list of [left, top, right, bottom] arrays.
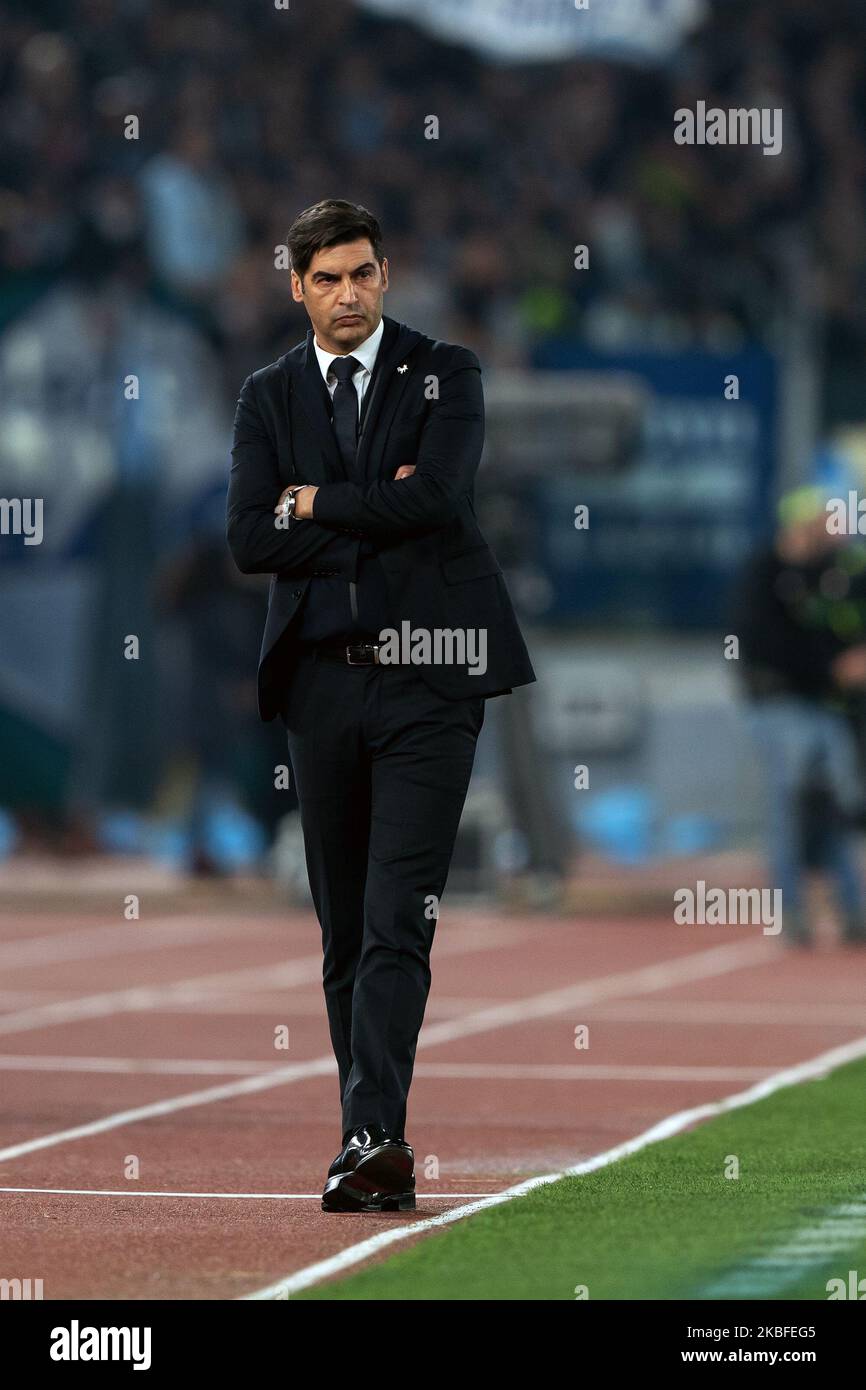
[[0, 939, 768, 1164], [241, 1034, 866, 1299]]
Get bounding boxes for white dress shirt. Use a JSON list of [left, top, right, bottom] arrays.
[[313, 317, 384, 418]]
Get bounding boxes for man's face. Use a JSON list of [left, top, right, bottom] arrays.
[[291, 238, 388, 353]]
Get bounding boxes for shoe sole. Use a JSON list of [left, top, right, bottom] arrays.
[[321, 1186, 416, 1214], [322, 1142, 415, 1213]]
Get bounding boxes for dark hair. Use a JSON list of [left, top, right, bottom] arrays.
[[287, 199, 384, 278]]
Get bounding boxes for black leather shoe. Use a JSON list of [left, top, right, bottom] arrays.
[[327, 1148, 347, 1181], [322, 1125, 415, 1212]]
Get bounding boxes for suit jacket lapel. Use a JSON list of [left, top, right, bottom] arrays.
[[282, 317, 424, 484], [285, 331, 345, 483], [357, 317, 423, 480]]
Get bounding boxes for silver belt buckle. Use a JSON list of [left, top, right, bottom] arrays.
[[346, 642, 380, 665]]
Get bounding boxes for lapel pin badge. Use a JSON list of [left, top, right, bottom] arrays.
[[397, 363, 408, 373]]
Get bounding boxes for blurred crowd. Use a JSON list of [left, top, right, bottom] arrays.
[[1, 0, 865, 409], [3, 0, 866, 871]]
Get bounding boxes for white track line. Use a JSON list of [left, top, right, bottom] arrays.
[[139, 994, 866, 1025], [0, 991, 67, 1007], [0, 939, 769, 1164], [0, 958, 324, 1036], [587, 1000, 866, 1027], [0, 920, 524, 1037], [0, 1055, 775, 1081], [405, 940, 773, 1050], [158, 993, 506, 1019], [242, 1034, 866, 1299], [0, 1055, 287, 1076], [0, 1056, 337, 1164], [414, 1062, 774, 1082], [0, 916, 272, 969], [0, 1186, 489, 1200]]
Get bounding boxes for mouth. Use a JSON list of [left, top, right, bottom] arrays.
[[336, 314, 363, 324]]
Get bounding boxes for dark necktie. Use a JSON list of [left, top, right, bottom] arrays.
[[330, 355, 362, 474]]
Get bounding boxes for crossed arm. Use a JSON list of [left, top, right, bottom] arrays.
[[226, 351, 484, 577], [226, 375, 361, 578], [274, 464, 417, 524]]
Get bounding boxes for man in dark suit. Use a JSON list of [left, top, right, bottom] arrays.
[[227, 199, 535, 1212]]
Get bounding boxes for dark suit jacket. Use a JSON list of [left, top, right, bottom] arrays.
[[226, 314, 537, 721]]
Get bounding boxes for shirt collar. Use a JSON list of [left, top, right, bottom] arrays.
[[314, 316, 384, 384]]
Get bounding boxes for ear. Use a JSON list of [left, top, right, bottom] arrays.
[[380, 258, 389, 292], [290, 270, 304, 303]]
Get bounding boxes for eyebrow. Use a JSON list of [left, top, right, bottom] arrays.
[[311, 261, 376, 282]]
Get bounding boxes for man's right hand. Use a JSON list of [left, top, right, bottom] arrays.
[[394, 465, 416, 480]]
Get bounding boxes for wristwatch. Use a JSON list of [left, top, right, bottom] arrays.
[[281, 484, 309, 521]]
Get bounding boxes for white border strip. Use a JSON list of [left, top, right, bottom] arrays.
[[242, 1034, 866, 1299]]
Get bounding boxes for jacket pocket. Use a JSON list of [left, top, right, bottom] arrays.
[[440, 547, 502, 584]]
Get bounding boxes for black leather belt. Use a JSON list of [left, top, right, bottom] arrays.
[[312, 640, 383, 666]]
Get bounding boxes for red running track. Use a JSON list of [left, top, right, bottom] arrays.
[[0, 902, 864, 1298]]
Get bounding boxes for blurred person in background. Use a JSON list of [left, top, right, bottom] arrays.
[[732, 486, 866, 948], [155, 511, 293, 878], [138, 120, 244, 312]]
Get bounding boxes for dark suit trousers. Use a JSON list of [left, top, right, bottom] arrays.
[[281, 649, 485, 1142]]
